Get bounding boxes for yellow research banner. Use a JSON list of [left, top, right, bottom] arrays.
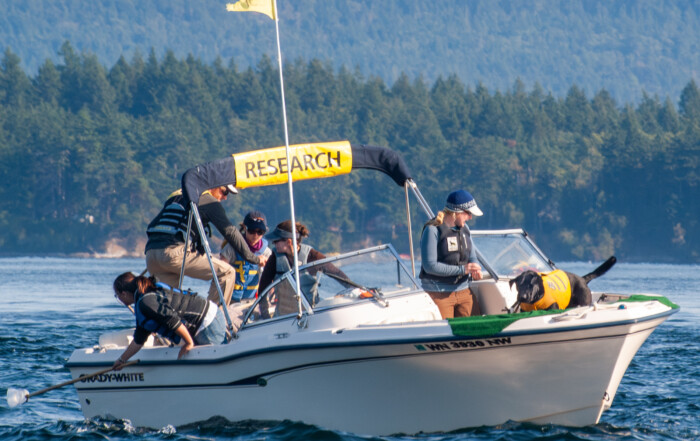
[[232, 141, 353, 189]]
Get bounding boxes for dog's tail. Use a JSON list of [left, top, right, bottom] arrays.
[[582, 256, 617, 284]]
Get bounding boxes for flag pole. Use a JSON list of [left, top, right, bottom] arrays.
[[272, 0, 303, 316]]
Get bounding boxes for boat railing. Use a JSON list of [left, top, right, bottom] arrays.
[[236, 243, 424, 329]]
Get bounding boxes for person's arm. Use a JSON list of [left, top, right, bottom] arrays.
[[220, 242, 234, 263], [420, 226, 465, 277], [465, 236, 483, 280], [112, 339, 143, 370], [308, 249, 349, 280], [175, 324, 195, 359], [199, 200, 263, 265], [258, 253, 278, 320], [258, 252, 277, 295]]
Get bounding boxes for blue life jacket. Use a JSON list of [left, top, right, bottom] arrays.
[[231, 238, 269, 302], [154, 282, 195, 296]]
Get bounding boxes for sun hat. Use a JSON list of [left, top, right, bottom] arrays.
[[243, 211, 267, 232], [445, 190, 483, 216], [265, 224, 297, 242]]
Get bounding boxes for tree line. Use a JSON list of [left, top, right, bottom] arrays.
[[0, 43, 698, 262]]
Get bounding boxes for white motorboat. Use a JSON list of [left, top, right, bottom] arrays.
[[66, 141, 678, 435]]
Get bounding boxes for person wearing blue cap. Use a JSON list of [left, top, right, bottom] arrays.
[[419, 189, 484, 318], [220, 210, 273, 304]]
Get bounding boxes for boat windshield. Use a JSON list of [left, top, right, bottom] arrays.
[[242, 245, 418, 325], [299, 245, 418, 309], [472, 230, 554, 278]]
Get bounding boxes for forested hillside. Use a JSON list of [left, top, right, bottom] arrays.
[[2, 0, 700, 104], [1, 46, 698, 262]]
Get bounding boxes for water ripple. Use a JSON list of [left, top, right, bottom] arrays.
[[1, 259, 698, 441]]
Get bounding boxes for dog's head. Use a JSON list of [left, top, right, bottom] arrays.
[[509, 270, 545, 305]]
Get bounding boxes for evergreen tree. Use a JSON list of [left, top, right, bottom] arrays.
[[0, 48, 31, 106], [0, 47, 698, 261]]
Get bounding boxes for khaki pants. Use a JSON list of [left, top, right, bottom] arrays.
[[426, 288, 481, 319], [146, 245, 236, 306]]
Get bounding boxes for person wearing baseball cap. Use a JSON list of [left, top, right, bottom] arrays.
[[419, 189, 484, 319], [220, 210, 272, 303], [444, 189, 483, 217], [145, 186, 265, 308]]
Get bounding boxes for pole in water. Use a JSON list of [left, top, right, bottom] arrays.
[[6, 359, 139, 408]]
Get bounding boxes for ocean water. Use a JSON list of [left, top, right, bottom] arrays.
[[1, 257, 698, 441]]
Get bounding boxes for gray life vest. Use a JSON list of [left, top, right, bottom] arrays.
[[274, 243, 313, 275], [419, 222, 472, 285], [273, 243, 322, 305]]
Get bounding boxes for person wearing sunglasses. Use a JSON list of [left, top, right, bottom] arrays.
[[220, 210, 273, 304], [145, 186, 267, 308], [257, 220, 348, 313], [111, 272, 227, 370]]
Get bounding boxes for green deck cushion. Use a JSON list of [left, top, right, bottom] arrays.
[[448, 295, 678, 337], [616, 294, 679, 309], [448, 310, 561, 337]]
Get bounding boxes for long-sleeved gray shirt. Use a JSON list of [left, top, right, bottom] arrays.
[[419, 224, 477, 292]]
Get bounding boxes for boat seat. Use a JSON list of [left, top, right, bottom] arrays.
[[471, 281, 509, 315], [226, 298, 256, 329]]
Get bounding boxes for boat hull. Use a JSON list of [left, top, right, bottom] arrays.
[[69, 312, 670, 435]]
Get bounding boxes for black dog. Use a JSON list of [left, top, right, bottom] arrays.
[[509, 256, 617, 311]]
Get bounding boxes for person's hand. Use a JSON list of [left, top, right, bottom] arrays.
[[178, 342, 194, 359], [112, 357, 127, 371], [465, 263, 483, 281], [258, 254, 268, 267]]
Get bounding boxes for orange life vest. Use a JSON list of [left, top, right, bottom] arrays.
[[520, 269, 572, 311]]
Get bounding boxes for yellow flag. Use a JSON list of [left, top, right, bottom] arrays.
[[226, 0, 276, 20]]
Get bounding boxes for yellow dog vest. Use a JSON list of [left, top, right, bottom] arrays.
[[520, 269, 572, 311]]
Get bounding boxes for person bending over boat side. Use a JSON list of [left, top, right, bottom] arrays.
[[220, 210, 273, 304], [258, 220, 347, 317], [111, 272, 227, 370], [145, 186, 267, 307], [419, 190, 484, 319]]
